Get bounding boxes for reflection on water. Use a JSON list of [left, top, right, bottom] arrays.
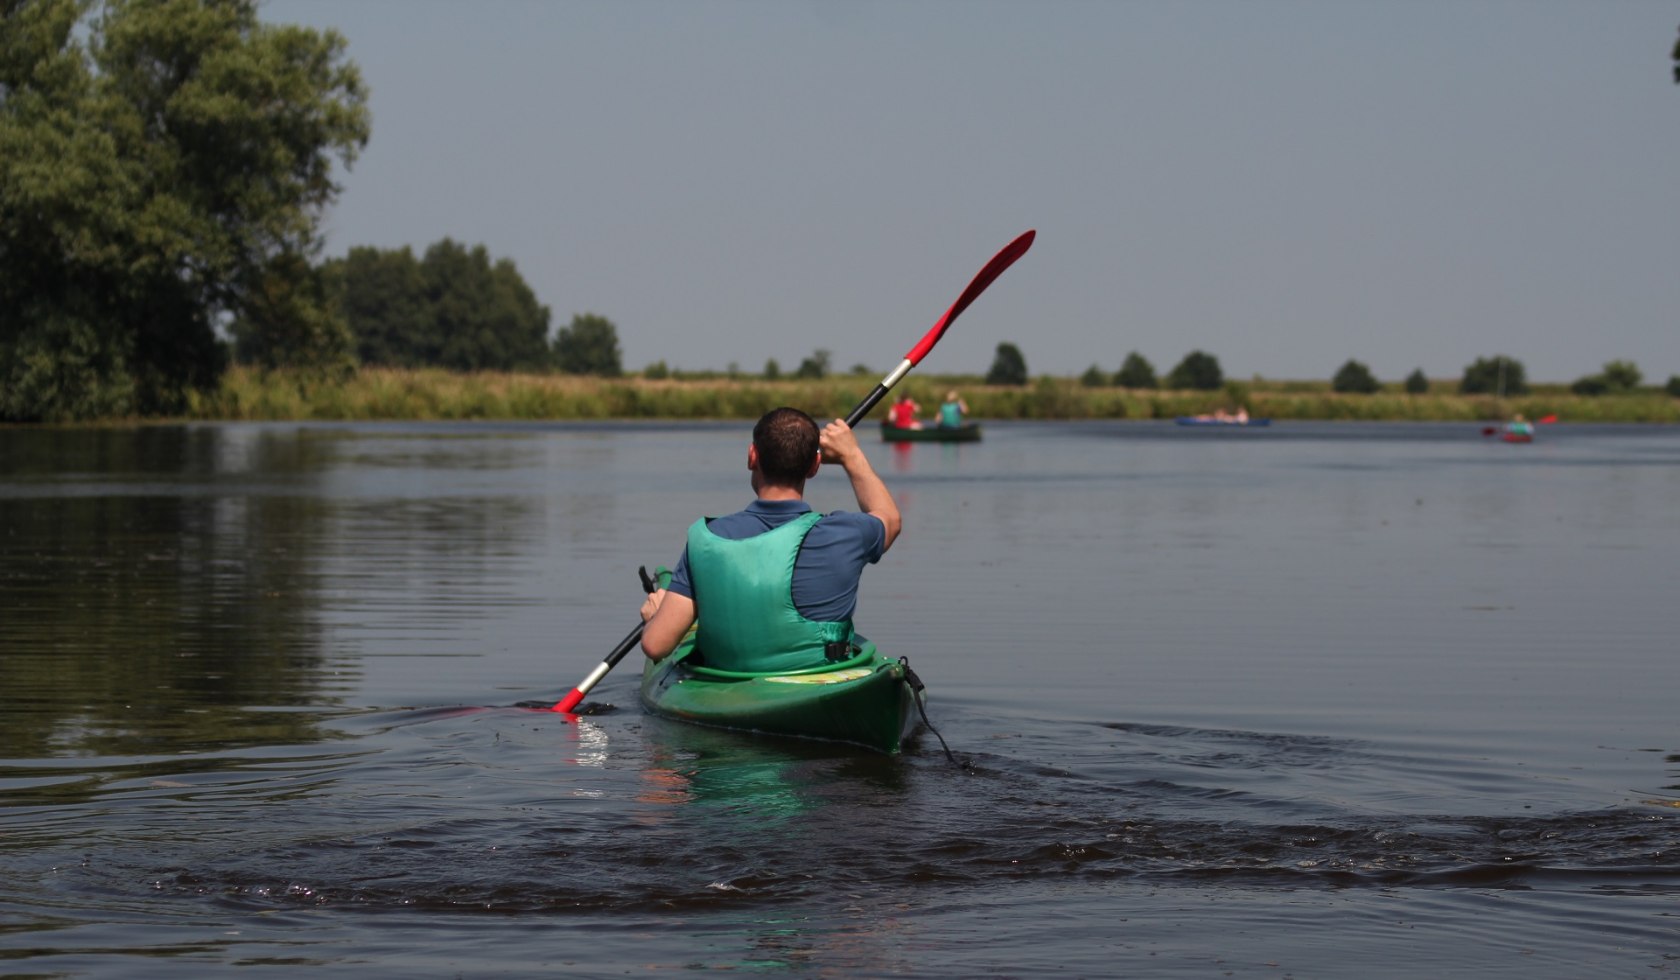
[[1, 421, 1677, 976], [1, 427, 341, 759], [631, 720, 911, 825]]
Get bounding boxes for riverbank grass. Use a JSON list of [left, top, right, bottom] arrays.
[[184, 367, 1680, 424]]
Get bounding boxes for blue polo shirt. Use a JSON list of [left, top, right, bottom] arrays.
[[667, 499, 886, 622]]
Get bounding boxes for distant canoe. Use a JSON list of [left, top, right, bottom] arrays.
[[1501, 432, 1533, 444], [1174, 416, 1271, 427], [880, 421, 982, 443]]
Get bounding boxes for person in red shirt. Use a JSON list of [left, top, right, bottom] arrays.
[[886, 393, 921, 429]]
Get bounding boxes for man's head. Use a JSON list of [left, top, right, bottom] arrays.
[[752, 407, 821, 487]]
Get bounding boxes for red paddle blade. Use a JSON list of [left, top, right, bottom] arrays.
[[552, 688, 584, 713], [905, 229, 1035, 367], [1538, 414, 1557, 424]]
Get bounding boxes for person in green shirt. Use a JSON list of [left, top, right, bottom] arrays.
[[935, 390, 968, 428]]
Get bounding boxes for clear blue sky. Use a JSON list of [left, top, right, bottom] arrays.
[[267, 0, 1680, 383]]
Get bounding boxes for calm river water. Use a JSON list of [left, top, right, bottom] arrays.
[[2, 420, 1676, 977]]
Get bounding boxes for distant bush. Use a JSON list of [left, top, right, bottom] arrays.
[[794, 349, 831, 379], [1332, 359, 1381, 394], [1165, 350, 1223, 390], [1572, 359, 1642, 396], [1404, 368, 1429, 394], [1114, 351, 1158, 389], [643, 360, 669, 380], [555, 313, 623, 376], [1460, 356, 1527, 396], [1667, 376, 1680, 398], [1601, 360, 1642, 390], [763, 358, 781, 380], [1080, 364, 1110, 387], [986, 342, 1029, 386]]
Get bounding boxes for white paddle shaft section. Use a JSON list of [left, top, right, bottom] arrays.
[[574, 661, 613, 695], [879, 358, 914, 391]]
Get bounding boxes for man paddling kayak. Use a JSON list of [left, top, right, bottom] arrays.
[[638, 407, 902, 673]]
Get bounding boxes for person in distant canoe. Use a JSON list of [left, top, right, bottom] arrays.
[[935, 390, 968, 429], [1505, 413, 1534, 438], [887, 393, 921, 429], [638, 407, 902, 673]]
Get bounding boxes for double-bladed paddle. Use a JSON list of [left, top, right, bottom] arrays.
[[551, 229, 1037, 714]]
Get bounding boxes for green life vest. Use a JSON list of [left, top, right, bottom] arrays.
[[686, 510, 853, 673], [938, 401, 963, 427]]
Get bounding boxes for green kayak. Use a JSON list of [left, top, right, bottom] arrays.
[[639, 631, 919, 754], [880, 421, 982, 443]]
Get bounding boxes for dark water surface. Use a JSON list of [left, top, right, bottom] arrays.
[[2, 420, 1676, 977]]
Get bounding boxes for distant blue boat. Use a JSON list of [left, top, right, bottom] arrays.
[[1174, 416, 1271, 427]]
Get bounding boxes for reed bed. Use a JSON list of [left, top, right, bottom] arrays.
[[186, 367, 1680, 424]]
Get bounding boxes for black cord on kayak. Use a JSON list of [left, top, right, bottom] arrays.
[[899, 657, 960, 767]]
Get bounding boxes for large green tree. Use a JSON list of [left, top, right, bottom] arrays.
[[332, 245, 434, 367], [0, 0, 369, 420], [421, 239, 551, 372], [319, 240, 551, 371]]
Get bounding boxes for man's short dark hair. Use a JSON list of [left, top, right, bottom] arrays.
[[753, 407, 820, 484]]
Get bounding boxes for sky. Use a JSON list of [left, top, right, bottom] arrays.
[[265, 0, 1680, 384]]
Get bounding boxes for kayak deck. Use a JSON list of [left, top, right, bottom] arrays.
[[639, 634, 918, 754]]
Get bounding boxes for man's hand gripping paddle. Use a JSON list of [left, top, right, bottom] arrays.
[[551, 230, 1036, 714]]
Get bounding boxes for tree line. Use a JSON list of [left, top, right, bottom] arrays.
[[0, 0, 625, 423], [1057, 351, 1678, 398], [274, 240, 625, 377]]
